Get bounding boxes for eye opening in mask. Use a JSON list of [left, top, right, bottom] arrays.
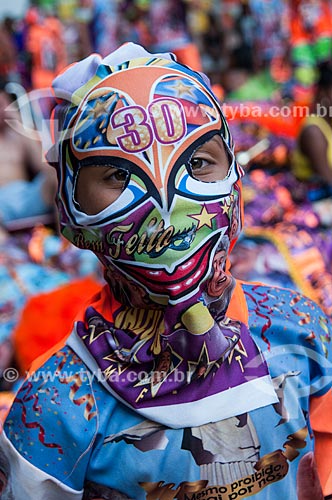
[[73, 157, 131, 216], [186, 134, 234, 183]]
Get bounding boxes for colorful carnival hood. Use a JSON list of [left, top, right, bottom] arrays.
[[49, 43, 277, 427]]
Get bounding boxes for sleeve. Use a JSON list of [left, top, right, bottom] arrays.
[[0, 346, 98, 499], [0, 432, 83, 500]]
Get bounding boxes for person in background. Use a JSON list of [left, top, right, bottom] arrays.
[[287, 0, 332, 104], [0, 43, 330, 500], [0, 18, 19, 84], [148, 0, 202, 71], [292, 62, 332, 203], [232, 0, 256, 72], [0, 85, 57, 226], [24, 7, 67, 90]]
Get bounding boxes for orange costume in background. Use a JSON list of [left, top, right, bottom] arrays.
[[25, 9, 68, 89], [289, 0, 332, 103]]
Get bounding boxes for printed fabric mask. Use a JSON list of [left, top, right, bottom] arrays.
[[50, 43, 277, 427]]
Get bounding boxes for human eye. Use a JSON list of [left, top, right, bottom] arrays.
[[103, 167, 128, 188], [187, 153, 217, 182], [188, 135, 231, 182], [189, 156, 210, 174]]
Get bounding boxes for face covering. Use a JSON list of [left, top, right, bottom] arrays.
[[50, 43, 277, 427]]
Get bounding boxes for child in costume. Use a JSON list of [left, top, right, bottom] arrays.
[[0, 43, 331, 499]]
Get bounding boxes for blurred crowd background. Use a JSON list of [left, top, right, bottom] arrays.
[[0, 0, 332, 104]]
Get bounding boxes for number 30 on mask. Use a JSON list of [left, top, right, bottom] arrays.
[[108, 98, 187, 153]]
